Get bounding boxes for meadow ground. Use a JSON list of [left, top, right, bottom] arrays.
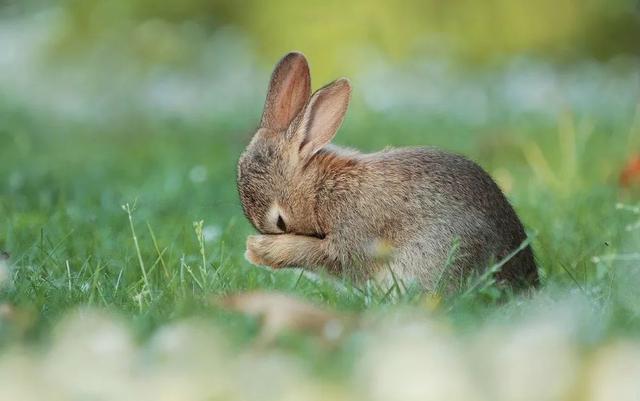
[[1, 81, 640, 399]]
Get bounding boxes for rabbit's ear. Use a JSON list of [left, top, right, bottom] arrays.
[[260, 52, 311, 131], [297, 78, 351, 159]]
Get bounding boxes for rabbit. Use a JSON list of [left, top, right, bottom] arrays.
[[237, 52, 539, 291]]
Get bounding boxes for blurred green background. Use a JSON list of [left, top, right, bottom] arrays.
[[1, 0, 640, 382], [0, 1, 640, 399], [0, 0, 637, 127], [10, 0, 640, 71]]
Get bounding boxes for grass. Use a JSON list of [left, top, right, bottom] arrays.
[[1, 93, 640, 388]]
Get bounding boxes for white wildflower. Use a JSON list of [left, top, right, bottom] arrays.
[[43, 309, 136, 399], [586, 341, 640, 401], [189, 165, 207, 183], [476, 318, 579, 401], [203, 225, 222, 242], [357, 321, 484, 401]]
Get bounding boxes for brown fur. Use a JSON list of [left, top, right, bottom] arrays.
[[237, 52, 538, 291]]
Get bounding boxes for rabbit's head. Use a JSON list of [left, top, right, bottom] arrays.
[[237, 52, 351, 237]]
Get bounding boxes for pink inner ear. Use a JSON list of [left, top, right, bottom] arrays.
[[278, 73, 309, 127], [261, 53, 311, 131], [299, 79, 351, 158]]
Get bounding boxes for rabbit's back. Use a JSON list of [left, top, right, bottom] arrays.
[[361, 147, 538, 288]]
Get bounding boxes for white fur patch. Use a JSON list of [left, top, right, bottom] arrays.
[[265, 202, 286, 233]]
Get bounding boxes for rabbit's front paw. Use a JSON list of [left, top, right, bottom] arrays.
[[245, 234, 286, 268], [245, 235, 270, 266]]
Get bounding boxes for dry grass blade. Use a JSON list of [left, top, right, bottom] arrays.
[[217, 291, 350, 345]]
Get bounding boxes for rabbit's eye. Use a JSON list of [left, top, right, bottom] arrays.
[[277, 215, 287, 232]]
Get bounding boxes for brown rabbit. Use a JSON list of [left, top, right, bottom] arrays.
[[237, 52, 538, 291]]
